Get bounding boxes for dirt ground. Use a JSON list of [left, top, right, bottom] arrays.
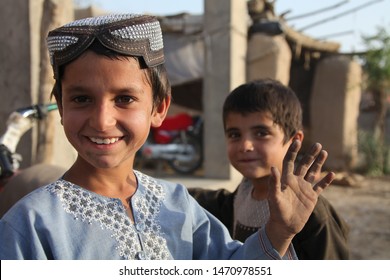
[[322, 175, 390, 260]]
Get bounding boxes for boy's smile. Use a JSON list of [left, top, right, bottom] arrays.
[[60, 51, 168, 171], [89, 137, 121, 145], [225, 111, 292, 181]]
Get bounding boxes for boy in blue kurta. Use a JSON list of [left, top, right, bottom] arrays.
[[0, 14, 335, 260]]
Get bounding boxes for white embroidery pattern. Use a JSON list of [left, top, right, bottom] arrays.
[[46, 172, 170, 260], [133, 171, 170, 259], [233, 178, 270, 238]]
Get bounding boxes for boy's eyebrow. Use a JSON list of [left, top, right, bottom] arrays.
[[63, 84, 144, 94], [62, 84, 87, 94], [225, 124, 272, 132], [251, 124, 273, 130], [224, 127, 239, 133]]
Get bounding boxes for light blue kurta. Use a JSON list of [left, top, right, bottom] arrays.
[[0, 171, 296, 260]]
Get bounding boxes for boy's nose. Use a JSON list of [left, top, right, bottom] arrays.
[[241, 139, 254, 152], [89, 103, 116, 131]]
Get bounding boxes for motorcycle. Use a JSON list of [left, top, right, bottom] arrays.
[[0, 103, 66, 217], [0, 103, 59, 183], [137, 112, 203, 175]]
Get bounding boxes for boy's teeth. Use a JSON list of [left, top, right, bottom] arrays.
[[90, 137, 119, 144]]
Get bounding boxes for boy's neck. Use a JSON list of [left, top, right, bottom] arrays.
[[63, 160, 137, 199], [250, 177, 269, 200]]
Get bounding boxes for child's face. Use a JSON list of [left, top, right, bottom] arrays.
[[225, 111, 293, 180], [59, 51, 169, 170]]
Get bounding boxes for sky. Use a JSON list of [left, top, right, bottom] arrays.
[[82, 0, 390, 53]]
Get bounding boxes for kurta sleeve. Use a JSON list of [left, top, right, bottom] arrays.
[[188, 187, 235, 234], [187, 190, 297, 260], [0, 212, 49, 260]]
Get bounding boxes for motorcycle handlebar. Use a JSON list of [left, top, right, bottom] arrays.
[[0, 103, 58, 180], [16, 103, 58, 120]]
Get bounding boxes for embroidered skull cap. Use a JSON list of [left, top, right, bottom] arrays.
[[46, 13, 164, 80]]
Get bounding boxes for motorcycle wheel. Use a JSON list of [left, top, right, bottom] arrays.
[[167, 133, 203, 175]]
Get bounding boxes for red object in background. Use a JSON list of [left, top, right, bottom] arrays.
[[152, 113, 193, 144]]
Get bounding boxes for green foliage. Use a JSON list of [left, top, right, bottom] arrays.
[[358, 131, 390, 176], [358, 26, 390, 171], [360, 26, 390, 90]]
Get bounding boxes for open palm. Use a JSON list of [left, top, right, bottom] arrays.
[[266, 140, 335, 253]]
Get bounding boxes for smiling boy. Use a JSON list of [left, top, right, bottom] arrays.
[[0, 15, 335, 260], [190, 79, 349, 259]]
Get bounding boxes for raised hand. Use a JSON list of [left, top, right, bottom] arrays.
[[265, 140, 335, 256]]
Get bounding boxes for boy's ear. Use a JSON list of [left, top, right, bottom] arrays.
[[151, 96, 171, 127], [293, 130, 304, 142]]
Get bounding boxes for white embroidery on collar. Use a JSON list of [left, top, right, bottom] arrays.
[[46, 171, 170, 260]]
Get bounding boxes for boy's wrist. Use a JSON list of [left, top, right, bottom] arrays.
[[265, 221, 294, 256]]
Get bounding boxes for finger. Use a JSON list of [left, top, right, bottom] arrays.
[[283, 140, 301, 176], [313, 172, 335, 194], [268, 166, 282, 197], [304, 150, 328, 183], [295, 142, 322, 177]]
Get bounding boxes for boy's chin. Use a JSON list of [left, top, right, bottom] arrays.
[[241, 170, 271, 181]]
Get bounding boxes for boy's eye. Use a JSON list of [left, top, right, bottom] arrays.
[[255, 129, 269, 137], [115, 95, 134, 104], [73, 96, 91, 103], [226, 131, 240, 139]]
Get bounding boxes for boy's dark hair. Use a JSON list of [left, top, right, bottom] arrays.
[[51, 40, 171, 109], [223, 78, 302, 143]]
